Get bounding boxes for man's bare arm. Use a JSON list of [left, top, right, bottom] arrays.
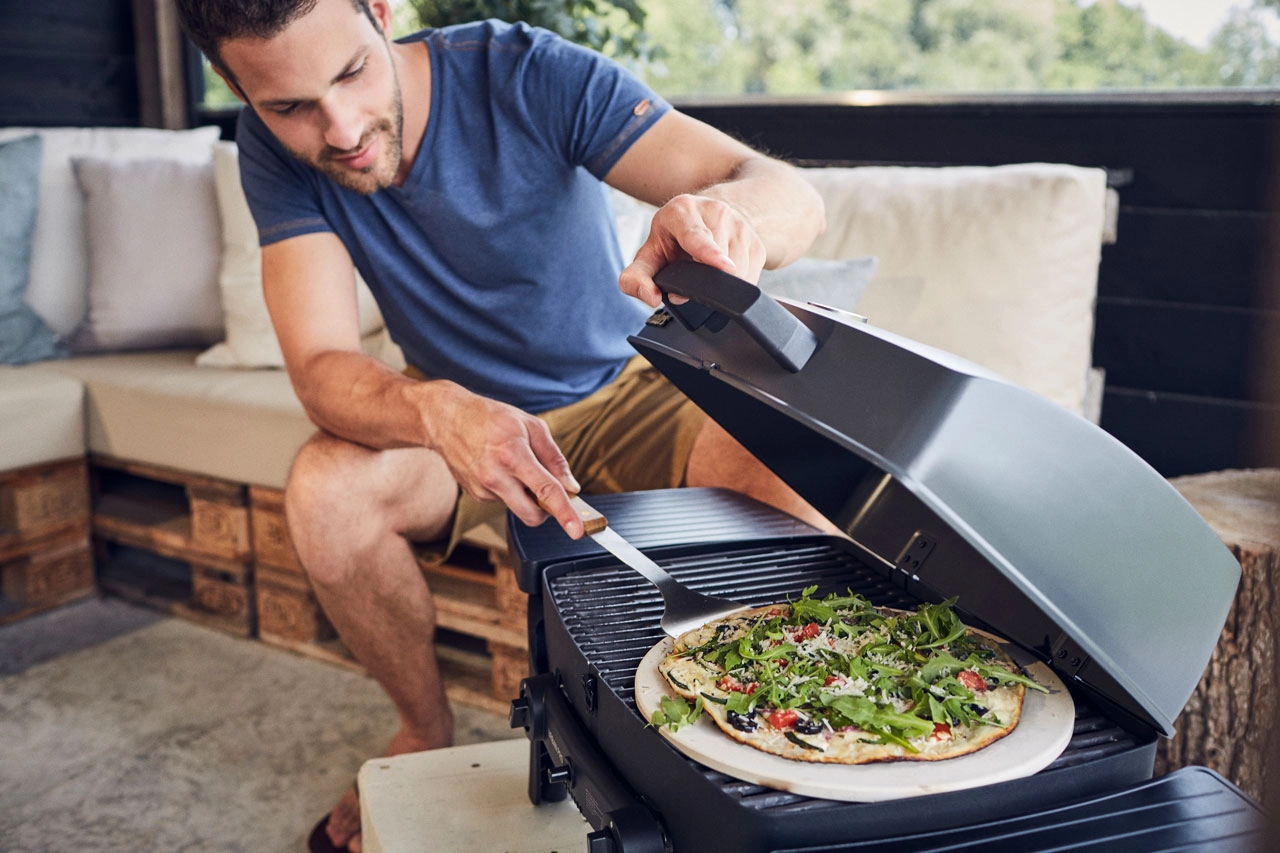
[[262, 233, 585, 536], [605, 110, 826, 306]]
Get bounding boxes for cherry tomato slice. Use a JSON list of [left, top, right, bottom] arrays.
[[767, 709, 799, 729]]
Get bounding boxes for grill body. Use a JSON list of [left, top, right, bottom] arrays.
[[508, 490, 1263, 852]]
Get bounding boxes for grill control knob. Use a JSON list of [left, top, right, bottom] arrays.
[[586, 829, 616, 853], [545, 762, 572, 786], [508, 696, 531, 730]]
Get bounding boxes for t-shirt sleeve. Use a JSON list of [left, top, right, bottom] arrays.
[[235, 107, 333, 247], [508, 26, 671, 179]]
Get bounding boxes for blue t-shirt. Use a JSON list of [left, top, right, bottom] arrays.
[[237, 20, 669, 412]]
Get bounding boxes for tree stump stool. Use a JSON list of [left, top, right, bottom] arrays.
[[1157, 468, 1280, 803]]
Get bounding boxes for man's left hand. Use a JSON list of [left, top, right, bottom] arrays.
[[618, 192, 766, 307]]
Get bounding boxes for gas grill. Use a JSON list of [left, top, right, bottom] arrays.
[[505, 262, 1268, 852]]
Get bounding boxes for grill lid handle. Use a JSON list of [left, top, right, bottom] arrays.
[[655, 260, 819, 373]]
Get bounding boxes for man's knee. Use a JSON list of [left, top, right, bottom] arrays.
[[284, 435, 388, 580], [285, 435, 355, 527], [283, 434, 457, 583]]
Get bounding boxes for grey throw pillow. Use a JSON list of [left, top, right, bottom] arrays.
[[0, 135, 67, 364], [69, 156, 223, 353], [757, 256, 878, 314]]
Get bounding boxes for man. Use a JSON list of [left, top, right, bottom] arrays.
[[176, 1, 825, 848]]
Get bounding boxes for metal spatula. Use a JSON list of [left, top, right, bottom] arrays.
[[566, 494, 749, 637]]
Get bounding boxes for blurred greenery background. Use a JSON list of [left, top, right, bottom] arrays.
[[200, 0, 1280, 108]]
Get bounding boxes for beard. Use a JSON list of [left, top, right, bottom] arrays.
[[280, 69, 406, 195], [323, 85, 404, 194]]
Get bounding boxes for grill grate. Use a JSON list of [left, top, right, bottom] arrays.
[[547, 541, 1142, 812]]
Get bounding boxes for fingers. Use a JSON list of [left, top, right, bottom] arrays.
[[522, 421, 585, 539], [468, 420, 585, 539], [619, 235, 676, 307], [426, 386, 587, 539], [526, 419, 581, 496], [618, 194, 765, 307]]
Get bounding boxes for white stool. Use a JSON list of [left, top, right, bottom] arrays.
[[358, 739, 589, 852]]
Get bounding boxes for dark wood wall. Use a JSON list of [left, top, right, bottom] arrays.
[[0, 0, 141, 127], [680, 95, 1280, 477]]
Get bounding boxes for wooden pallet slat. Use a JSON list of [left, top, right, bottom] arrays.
[[0, 517, 89, 565], [428, 571, 527, 649], [89, 455, 254, 637], [487, 641, 528, 705], [255, 563, 335, 646], [0, 459, 90, 534], [0, 459, 94, 625], [248, 485, 303, 574], [0, 532, 95, 626], [189, 483, 251, 562]]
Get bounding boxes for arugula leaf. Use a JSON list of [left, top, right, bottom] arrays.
[[739, 637, 797, 661], [819, 693, 935, 739], [974, 660, 1049, 693], [927, 694, 948, 724], [649, 695, 704, 732], [725, 690, 756, 714], [790, 596, 836, 624], [919, 651, 969, 683]]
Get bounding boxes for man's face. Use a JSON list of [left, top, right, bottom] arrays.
[[219, 0, 404, 194]]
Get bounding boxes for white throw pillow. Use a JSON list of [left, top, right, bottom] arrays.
[[69, 157, 223, 352], [197, 141, 384, 368], [802, 164, 1107, 416], [0, 126, 222, 338]]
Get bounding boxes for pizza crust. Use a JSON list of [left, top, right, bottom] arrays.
[[657, 602, 1030, 765]]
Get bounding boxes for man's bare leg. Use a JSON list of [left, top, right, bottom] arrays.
[[684, 418, 838, 533], [285, 432, 461, 851]]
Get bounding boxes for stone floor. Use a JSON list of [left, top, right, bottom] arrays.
[[0, 597, 519, 853]]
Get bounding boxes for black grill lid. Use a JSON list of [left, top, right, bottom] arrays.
[[631, 261, 1240, 737]]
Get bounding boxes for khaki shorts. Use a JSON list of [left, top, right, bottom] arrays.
[[410, 356, 707, 562]]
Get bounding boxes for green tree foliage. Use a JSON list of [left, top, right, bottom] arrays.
[[637, 0, 1280, 96], [406, 0, 657, 64], [1212, 5, 1280, 87]]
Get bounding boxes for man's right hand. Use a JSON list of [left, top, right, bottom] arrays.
[[422, 381, 586, 539]]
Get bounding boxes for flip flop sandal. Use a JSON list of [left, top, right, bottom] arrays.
[[307, 814, 345, 853], [308, 779, 360, 853]]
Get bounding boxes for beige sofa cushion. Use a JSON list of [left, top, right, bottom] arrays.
[[37, 350, 315, 489], [803, 164, 1107, 416], [0, 366, 84, 473]]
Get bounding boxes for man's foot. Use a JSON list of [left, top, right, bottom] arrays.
[[316, 726, 444, 852], [323, 786, 363, 851]]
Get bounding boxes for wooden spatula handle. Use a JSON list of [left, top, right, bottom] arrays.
[[536, 493, 609, 535], [567, 495, 609, 535]]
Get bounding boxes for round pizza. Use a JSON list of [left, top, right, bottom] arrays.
[[652, 588, 1048, 764]]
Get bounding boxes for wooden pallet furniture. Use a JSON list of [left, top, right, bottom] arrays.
[[0, 458, 94, 626], [1157, 468, 1280, 804], [89, 454, 255, 637], [248, 486, 527, 714]]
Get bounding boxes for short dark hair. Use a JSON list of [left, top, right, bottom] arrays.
[[175, 0, 378, 76]]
